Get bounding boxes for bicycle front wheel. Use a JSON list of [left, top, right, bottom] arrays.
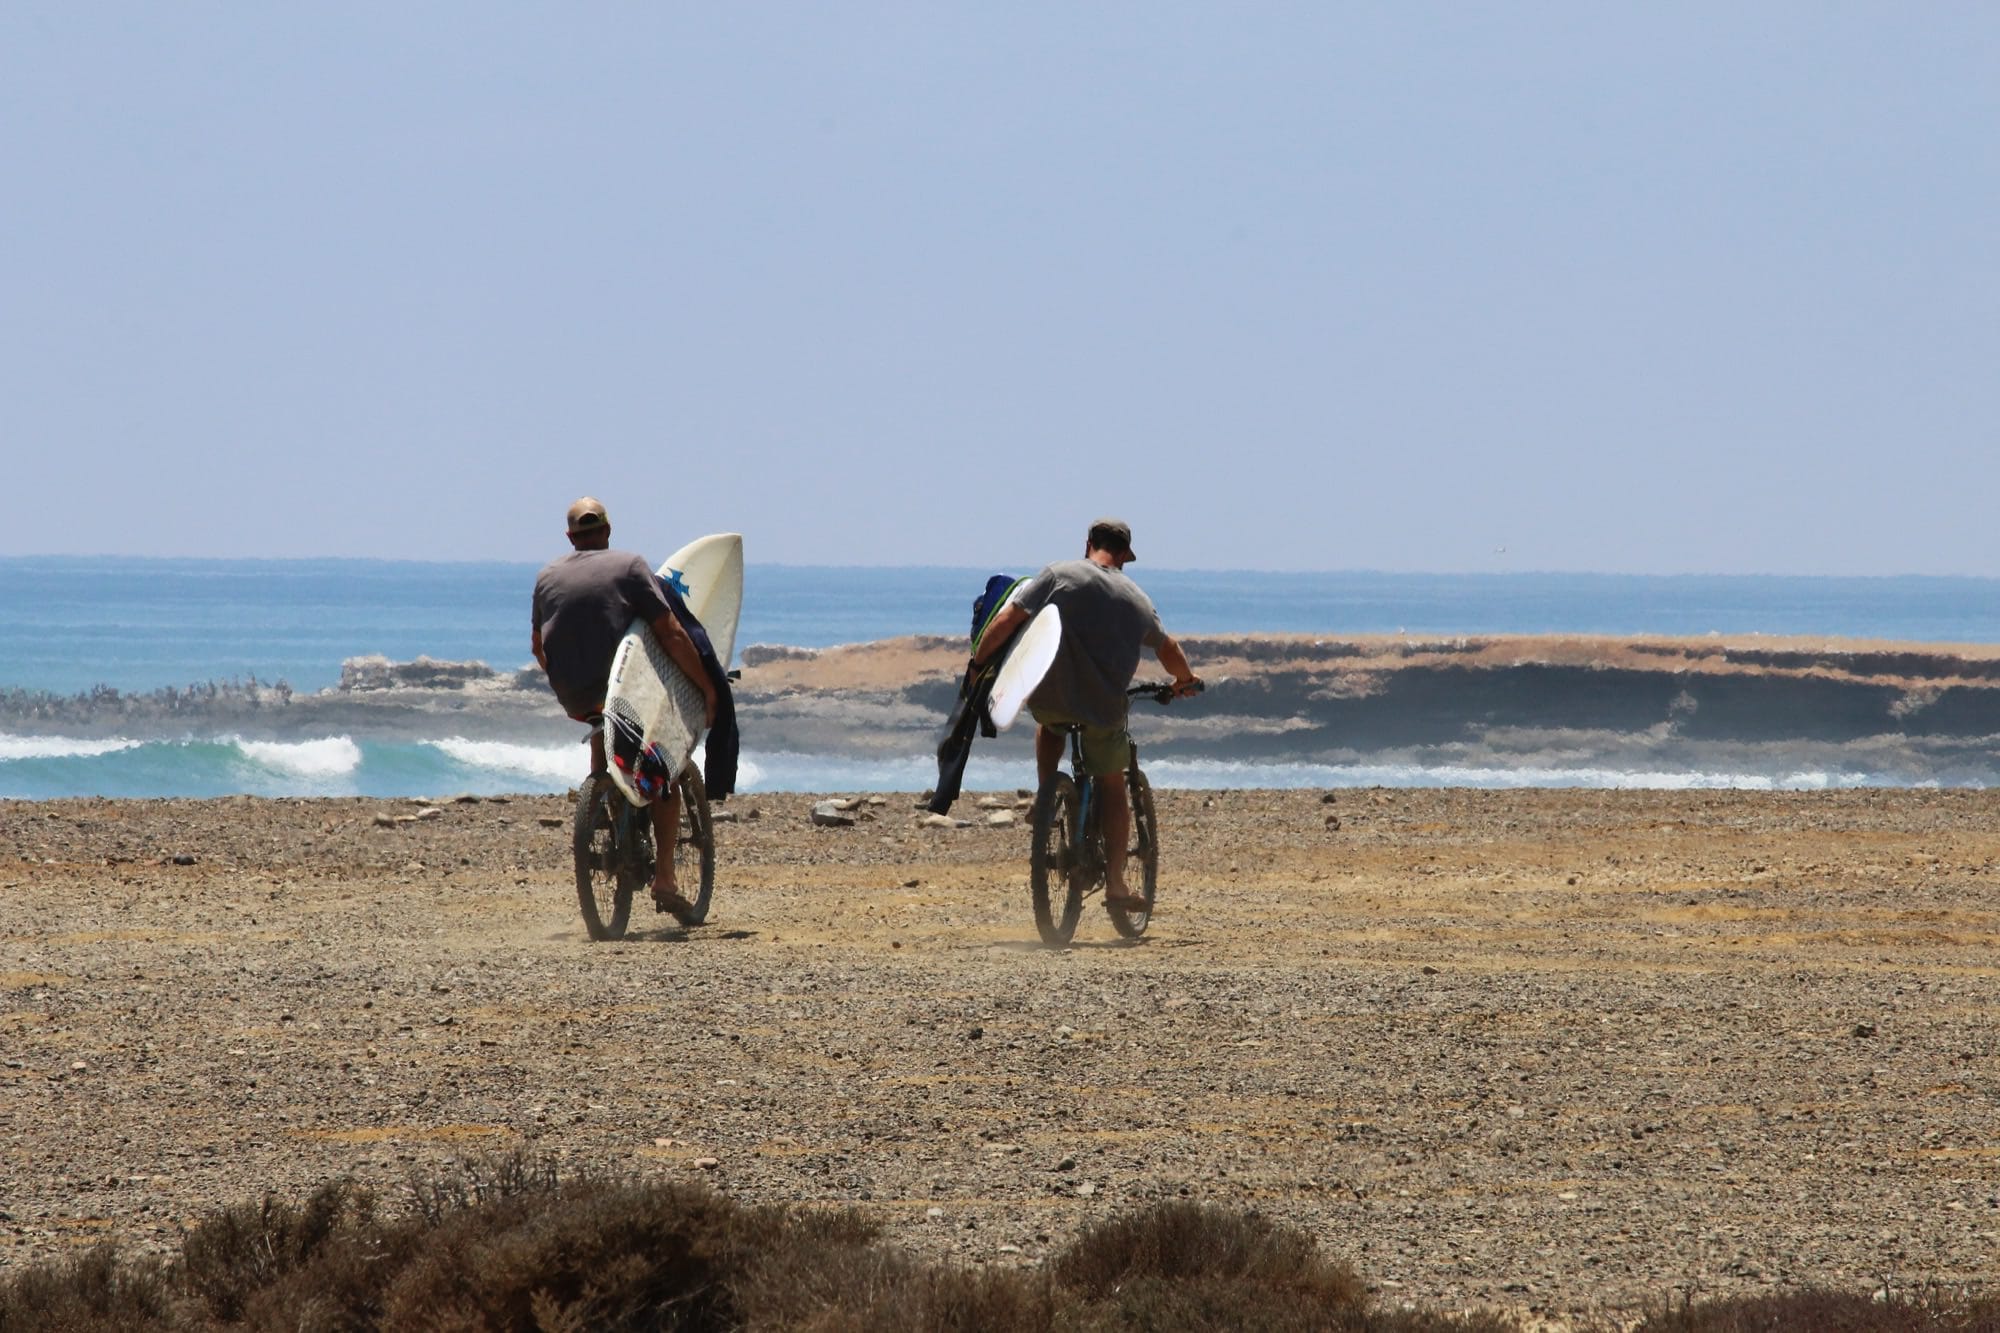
[[1108, 765, 1158, 939], [1030, 773, 1086, 946], [573, 773, 638, 941], [669, 762, 716, 926]]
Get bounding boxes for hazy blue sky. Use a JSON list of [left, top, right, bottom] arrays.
[[3, 5, 1994, 574]]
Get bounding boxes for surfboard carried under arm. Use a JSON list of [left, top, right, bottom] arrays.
[[602, 533, 744, 807]]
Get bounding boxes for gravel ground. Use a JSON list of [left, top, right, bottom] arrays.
[[3, 786, 1998, 1326]]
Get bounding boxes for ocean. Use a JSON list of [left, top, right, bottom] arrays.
[[4, 556, 1998, 799]]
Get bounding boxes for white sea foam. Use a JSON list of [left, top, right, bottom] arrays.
[[431, 738, 581, 788], [1136, 757, 1885, 792], [0, 733, 141, 761], [234, 736, 363, 777]]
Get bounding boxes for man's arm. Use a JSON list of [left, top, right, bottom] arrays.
[[1154, 633, 1202, 697], [650, 613, 720, 726], [531, 625, 548, 675], [971, 603, 1029, 669]]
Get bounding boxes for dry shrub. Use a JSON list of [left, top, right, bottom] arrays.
[[1053, 1202, 1362, 1305], [1633, 1286, 2000, 1331], [177, 1179, 388, 1327], [0, 1245, 189, 1333], [738, 1244, 1055, 1333]]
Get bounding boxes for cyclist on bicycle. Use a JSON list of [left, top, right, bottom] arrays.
[[532, 497, 718, 915], [970, 518, 1201, 909]]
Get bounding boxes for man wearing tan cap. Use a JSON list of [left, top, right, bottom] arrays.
[[532, 497, 718, 915], [969, 518, 1200, 908]]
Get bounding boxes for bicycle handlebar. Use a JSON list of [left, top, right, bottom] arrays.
[[1128, 679, 1205, 704]]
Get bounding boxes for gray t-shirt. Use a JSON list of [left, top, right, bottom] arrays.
[[1011, 559, 1165, 728], [531, 548, 673, 718]]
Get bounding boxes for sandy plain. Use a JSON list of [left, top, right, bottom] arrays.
[[3, 786, 1998, 1325]]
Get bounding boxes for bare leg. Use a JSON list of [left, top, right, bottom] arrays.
[[1034, 725, 1064, 787], [649, 781, 684, 905], [588, 727, 607, 776], [1100, 772, 1136, 901]]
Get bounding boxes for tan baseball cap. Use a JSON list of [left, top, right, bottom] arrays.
[[565, 497, 609, 535], [1087, 517, 1136, 562]]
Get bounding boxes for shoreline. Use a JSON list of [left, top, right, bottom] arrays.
[[4, 785, 1996, 1321], [6, 632, 2000, 794]]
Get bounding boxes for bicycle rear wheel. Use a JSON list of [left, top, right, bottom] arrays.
[[1107, 764, 1158, 939], [1030, 773, 1087, 946], [573, 773, 643, 941], [668, 762, 716, 926]]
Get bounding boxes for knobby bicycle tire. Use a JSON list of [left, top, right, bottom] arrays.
[[1107, 764, 1158, 939], [670, 762, 716, 926], [1030, 773, 1086, 946], [573, 773, 642, 941]]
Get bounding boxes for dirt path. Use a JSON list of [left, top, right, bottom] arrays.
[[3, 787, 1997, 1324]]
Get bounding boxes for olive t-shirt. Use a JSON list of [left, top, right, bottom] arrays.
[[531, 549, 674, 718], [1011, 559, 1165, 728]]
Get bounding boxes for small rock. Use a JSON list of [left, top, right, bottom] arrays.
[[1852, 1023, 1876, 1038], [1075, 1181, 1096, 1197], [920, 813, 968, 829], [693, 1157, 720, 1170], [984, 811, 1017, 828], [1324, 814, 1342, 830], [811, 802, 856, 828], [711, 809, 738, 823], [1054, 1156, 1076, 1172], [416, 808, 443, 821], [374, 814, 402, 828]]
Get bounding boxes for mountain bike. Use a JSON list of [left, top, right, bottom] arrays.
[[572, 755, 714, 941], [1029, 681, 1200, 946]]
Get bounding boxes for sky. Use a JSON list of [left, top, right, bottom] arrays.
[[2, 4, 1995, 576]]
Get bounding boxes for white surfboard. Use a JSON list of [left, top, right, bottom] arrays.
[[986, 604, 1061, 731], [659, 532, 744, 668], [602, 533, 744, 806]]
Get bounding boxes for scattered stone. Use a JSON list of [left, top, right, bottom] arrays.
[[692, 1157, 720, 1170], [920, 813, 969, 829], [811, 802, 856, 828], [984, 811, 1017, 828], [536, 816, 565, 828], [711, 809, 738, 823], [415, 808, 443, 821], [1324, 814, 1342, 830]]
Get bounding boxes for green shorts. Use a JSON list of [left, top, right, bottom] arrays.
[[1031, 710, 1133, 778]]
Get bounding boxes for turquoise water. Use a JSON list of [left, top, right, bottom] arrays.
[[6, 556, 1998, 696], [5, 557, 1999, 798]]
